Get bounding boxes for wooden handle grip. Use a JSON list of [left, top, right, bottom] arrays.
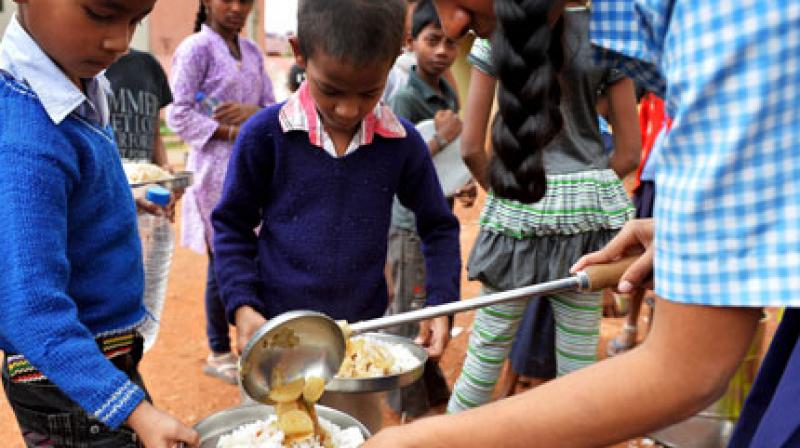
[[582, 256, 639, 291]]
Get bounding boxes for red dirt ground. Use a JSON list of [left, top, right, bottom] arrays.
[[0, 190, 696, 447]]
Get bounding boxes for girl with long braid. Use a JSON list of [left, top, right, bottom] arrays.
[[447, 2, 640, 413], [366, 0, 800, 446], [167, 0, 274, 384]]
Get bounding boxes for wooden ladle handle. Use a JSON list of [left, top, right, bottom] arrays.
[[581, 255, 640, 291]]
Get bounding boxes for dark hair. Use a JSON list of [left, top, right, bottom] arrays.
[[489, 0, 565, 204], [287, 64, 306, 92], [297, 0, 405, 67], [194, 1, 207, 33], [411, 0, 441, 39]]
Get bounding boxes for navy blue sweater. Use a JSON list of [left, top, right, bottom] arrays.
[[212, 104, 461, 323], [0, 72, 146, 428]]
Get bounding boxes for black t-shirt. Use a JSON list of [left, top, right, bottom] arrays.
[[106, 49, 173, 161]]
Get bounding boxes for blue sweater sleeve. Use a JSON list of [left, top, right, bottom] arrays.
[[395, 125, 461, 306], [0, 141, 144, 428], [212, 109, 275, 323]]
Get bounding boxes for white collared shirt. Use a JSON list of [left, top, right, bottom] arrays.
[[0, 14, 111, 127]]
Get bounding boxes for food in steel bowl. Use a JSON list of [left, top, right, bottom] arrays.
[[335, 335, 420, 379], [216, 414, 364, 448]]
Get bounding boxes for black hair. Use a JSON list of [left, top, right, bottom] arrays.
[[287, 64, 306, 92], [489, 0, 565, 204], [194, 1, 207, 33], [411, 0, 441, 39], [297, 0, 405, 67]]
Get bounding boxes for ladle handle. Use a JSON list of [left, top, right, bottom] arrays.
[[582, 255, 638, 291], [349, 256, 638, 335]]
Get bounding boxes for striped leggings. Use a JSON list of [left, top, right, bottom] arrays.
[[447, 289, 602, 413]]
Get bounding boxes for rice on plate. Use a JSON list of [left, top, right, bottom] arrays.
[[217, 414, 364, 448], [336, 336, 420, 378]]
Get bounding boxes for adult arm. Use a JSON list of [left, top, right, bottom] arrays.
[[606, 77, 641, 179], [460, 66, 496, 190]]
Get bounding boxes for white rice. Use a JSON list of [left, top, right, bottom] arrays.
[[217, 415, 365, 448], [338, 336, 421, 378], [382, 340, 421, 374]]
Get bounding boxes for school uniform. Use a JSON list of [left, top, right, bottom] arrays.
[[591, 1, 800, 444], [0, 16, 147, 446]]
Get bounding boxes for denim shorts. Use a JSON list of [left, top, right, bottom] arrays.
[[2, 334, 148, 448]]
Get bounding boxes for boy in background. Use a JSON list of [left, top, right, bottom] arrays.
[[107, 49, 182, 219], [0, 1, 197, 446], [211, 0, 460, 372], [385, 0, 465, 419]]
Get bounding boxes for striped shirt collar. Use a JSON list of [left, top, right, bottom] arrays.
[[278, 80, 406, 158]]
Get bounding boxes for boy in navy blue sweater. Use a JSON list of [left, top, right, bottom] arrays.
[[0, 1, 197, 447], [212, 0, 461, 364]]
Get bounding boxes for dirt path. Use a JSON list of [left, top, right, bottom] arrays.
[[0, 191, 646, 447]]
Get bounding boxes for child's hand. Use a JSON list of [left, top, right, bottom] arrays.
[[213, 103, 261, 125], [433, 110, 462, 146], [454, 179, 478, 208], [414, 316, 450, 362], [570, 218, 654, 293], [234, 306, 268, 354], [126, 401, 199, 448]]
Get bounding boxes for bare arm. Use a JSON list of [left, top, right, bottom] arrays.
[[366, 298, 760, 447], [460, 67, 497, 190], [606, 78, 641, 179], [152, 123, 169, 169]]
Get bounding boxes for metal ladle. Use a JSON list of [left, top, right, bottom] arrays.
[[239, 256, 636, 403]]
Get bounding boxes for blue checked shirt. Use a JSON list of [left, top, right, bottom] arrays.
[[591, 1, 800, 307]]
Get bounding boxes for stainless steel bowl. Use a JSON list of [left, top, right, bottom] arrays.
[[239, 311, 346, 404], [325, 333, 427, 393], [195, 404, 371, 448]]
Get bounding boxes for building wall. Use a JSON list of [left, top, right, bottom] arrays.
[[148, 0, 266, 76]]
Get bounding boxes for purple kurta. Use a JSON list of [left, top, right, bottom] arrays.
[[167, 25, 275, 254]]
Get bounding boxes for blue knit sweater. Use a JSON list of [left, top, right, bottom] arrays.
[[212, 104, 461, 323], [0, 72, 146, 428]]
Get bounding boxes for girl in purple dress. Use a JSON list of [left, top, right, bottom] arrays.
[[166, 0, 275, 384]]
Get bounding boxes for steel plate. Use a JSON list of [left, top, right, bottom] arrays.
[[325, 332, 427, 393], [195, 404, 370, 448]]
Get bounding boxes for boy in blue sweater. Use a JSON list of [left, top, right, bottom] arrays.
[[212, 0, 461, 365], [0, 1, 197, 447]]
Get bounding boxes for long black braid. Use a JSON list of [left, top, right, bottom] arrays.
[[489, 0, 565, 204], [193, 1, 207, 33]]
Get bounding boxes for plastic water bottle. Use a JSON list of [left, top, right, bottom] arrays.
[[138, 186, 175, 352], [195, 92, 220, 117]]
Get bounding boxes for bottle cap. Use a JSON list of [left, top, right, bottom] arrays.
[[194, 92, 206, 102], [145, 185, 171, 207]]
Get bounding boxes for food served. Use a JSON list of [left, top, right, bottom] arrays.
[[216, 414, 364, 448], [122, 162, 171, 184], [256, 376, 339, 447], [335, 336, 420, 379]]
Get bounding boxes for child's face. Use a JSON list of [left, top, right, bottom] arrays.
[[293, 43, 392, 137], [202, 0, 253, 34], [15, 0, 155, 87], [432, 0, 495, 39], [412, 24, 458, 80]]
